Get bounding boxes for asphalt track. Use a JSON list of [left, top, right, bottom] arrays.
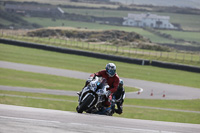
[[1, 61, 200, 100], [0, 104, 200, 133]]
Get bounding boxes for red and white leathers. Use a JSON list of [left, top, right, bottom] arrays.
[[90, 70, 120, 106]]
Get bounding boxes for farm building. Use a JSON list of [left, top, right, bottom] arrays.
[[123, 13, 176, 29], [4, 3, 64, 17]]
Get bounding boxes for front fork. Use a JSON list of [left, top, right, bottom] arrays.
[[110, 96, 116, 111]]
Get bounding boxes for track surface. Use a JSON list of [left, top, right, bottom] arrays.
[[1, 61, 200, 99], [0, 104, 200, 133]]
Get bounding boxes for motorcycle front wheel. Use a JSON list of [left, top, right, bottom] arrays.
[[76, 95, 94, 113]]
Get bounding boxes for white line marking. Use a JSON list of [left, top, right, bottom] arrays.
[[135, 87, 144, 92]]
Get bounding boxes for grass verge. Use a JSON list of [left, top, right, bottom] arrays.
[[0, 68, 138, 92], [117, 107, 200, 124], [125, 98, 200, 111], [0, 68, 85, 91]]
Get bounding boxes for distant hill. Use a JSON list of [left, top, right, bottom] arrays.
[[111, 0, 200, 9], [27, 28, 172, 51]]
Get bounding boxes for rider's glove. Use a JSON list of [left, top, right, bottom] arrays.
[[105, 85, 109, 89], [105, 90, 111, 97], [87, 77, 93, 83]]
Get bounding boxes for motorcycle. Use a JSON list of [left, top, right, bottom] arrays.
[[76, 76, 115, 116]]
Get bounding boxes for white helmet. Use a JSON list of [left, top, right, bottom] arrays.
[[105, 63, 116, 77], [119, 79, 123, 85]]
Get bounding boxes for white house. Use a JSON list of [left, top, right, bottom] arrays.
[[123, 13, 176, 29]]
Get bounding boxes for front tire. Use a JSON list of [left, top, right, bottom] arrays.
[[77, 95, 94, 113]]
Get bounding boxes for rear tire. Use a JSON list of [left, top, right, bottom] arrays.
[[77, 95, 94, 113]]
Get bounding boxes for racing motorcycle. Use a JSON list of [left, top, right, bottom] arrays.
[[76, 76, 115, 116]]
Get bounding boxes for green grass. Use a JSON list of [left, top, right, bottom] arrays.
[[1, 43, 200, 88], [62, 8, 129, 18], [0, 68, 85, 91], [117, 107, 200, 124], [0, 68, 137, 92], [158, 30, 200, 43], [0, 90, 78, 101], [0, 95, 77, 113], [0, 18, 13, 26], [157, 12, 200, 31], [125, 99, 200, 111]]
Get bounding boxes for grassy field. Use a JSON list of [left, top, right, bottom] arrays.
[[0, 18, 13, 26], [62, 8, 129, 18], [157, 12, 200, 31], [1, 43, 200, 88], [125, 99, 200, 111], [119, 106, 200, 124], [0, 68, 85, 91], [158, 30, 200, 43]]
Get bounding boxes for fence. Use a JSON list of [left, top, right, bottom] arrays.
[[0, 29, 200, 65], [1, 38, 200, 73]]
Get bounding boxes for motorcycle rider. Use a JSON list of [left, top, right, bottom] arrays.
[[78, 63, 120, 107], [112, 79, 125, 114]]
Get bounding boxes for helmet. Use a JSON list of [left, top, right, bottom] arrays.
[[105, 63, 116, 77], [119, 79, 123, 85]]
